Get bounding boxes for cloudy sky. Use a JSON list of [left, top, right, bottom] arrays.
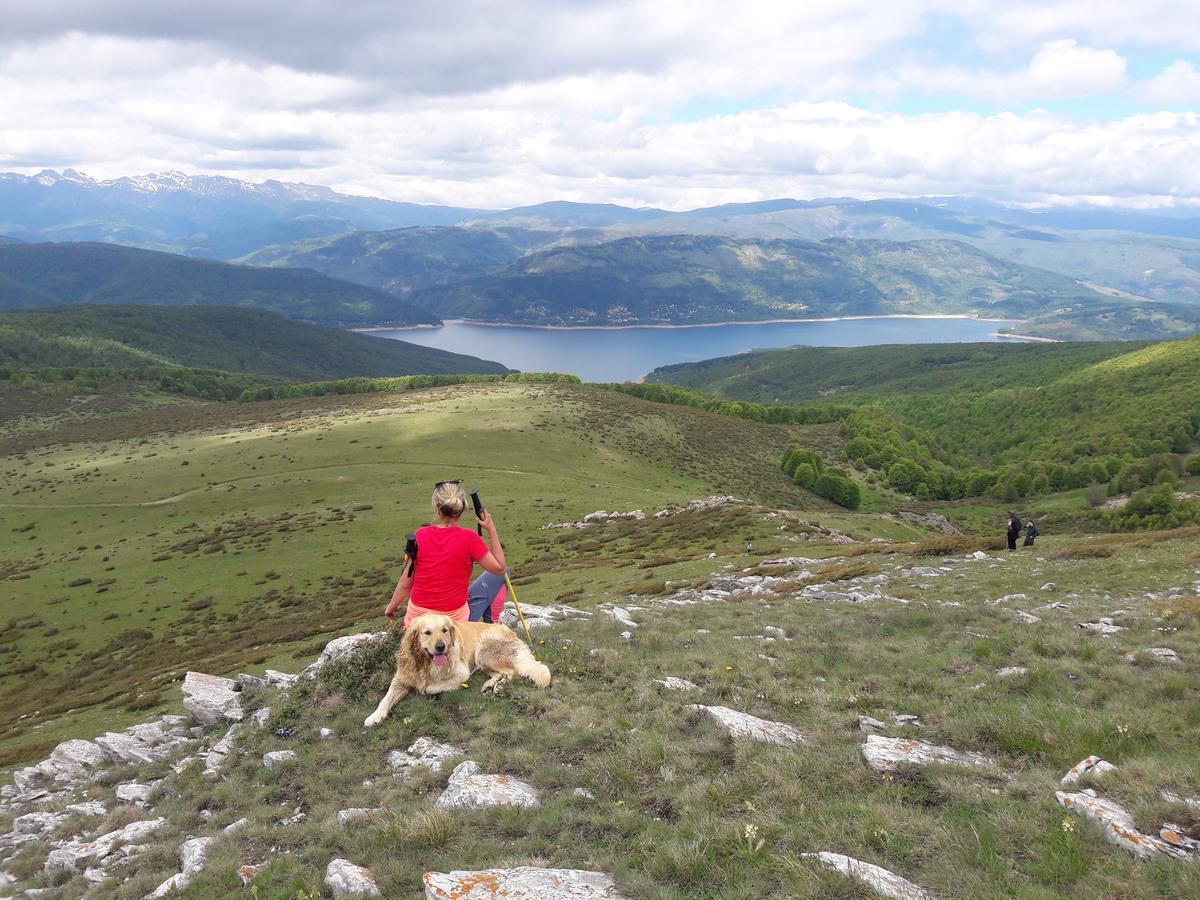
[[2, 0, 1199, 209]]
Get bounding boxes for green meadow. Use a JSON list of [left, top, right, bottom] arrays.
[[1, 381, 1199, 898]]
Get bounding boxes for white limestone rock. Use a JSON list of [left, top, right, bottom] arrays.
[[1013, 610, 1041, 624], [424, 866, 625, 899], [386, 737, 463, 777], [805, 852, 937, 900], [182, 672, 244, 726], [1057, 789, 1196, 859], [435, 760, 541, 810], [115, 781, 157, 806], [66, 800, 107, 816], [13, 811, 65, 835], [320, 727, 336, 740], [861, 735, 996, 774], [597, 604, 638, 628], [265, 669, 299, 689], [205, 724, 242, 775], [44, 817, 166, 875], [303, 632, 389, 679], [1078, 618, 1123, 635], [252, 707, 271, 727], [224, 817, 250, 833], [337, 808, 379, 824], [1123, 647, 1181, 663], [180, 835, 215, 876], [1061, 756, 1118, 785], [150, 872, 189, 896], [1161, 790, 1200, 811], [262, 750, 297, 769], [654, 677, 699, 691], [325, 858, 382, 898], [690, 705, 806, 745], [994, 667, 1028, 678]]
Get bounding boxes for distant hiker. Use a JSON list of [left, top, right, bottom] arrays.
[[1006, 513, 1021, 551], [384, 480, 508, 627], [1023, 520, 1039, 547], [746, 541, 753, 553], [468, 569, 509, 624]]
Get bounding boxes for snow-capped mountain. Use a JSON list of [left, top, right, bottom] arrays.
[[0, 169, 479, 259]]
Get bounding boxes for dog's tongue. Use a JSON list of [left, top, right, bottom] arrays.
[[432, 653, 448, 668]]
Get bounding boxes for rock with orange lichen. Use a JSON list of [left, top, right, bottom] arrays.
[[325, 858, 382, 897], [434, 760, 540, 810], [423, 866, 625, 898], [1056, 789, 1197, 860], [860, 735, 996, 773]]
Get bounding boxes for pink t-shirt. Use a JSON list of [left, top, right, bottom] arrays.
[[410, 525, 489, 612]]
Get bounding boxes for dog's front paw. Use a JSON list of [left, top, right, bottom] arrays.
[[363, 711, 385, 727], [480, 674, 509, 694]]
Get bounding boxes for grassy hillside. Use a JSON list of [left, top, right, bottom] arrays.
[[1004, 299, 1200, 341], [240, 227, 533, 295], [1, 380, 1199, 897], [0, 382, 825, 760], [646, 337, 1200, 506], [647, 341, 1150, 403], [409, 235, 1103, 325], [0, 306, 507, 380], [0, 243, 440, 327]]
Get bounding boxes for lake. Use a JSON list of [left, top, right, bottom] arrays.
[[374, 316, 1027, 383]]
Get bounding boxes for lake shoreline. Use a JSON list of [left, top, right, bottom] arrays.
[[353, 313, 1023, 334]]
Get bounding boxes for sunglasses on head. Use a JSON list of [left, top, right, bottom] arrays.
[[434, 479, 462, 489]]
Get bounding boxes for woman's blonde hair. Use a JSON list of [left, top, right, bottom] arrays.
[[432, 480, 467, 518]]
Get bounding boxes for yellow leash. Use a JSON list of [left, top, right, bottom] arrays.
[[503, 571, 534, 644]]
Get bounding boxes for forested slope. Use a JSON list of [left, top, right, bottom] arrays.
[[408, 235, 1102, 325], [644, 337, 1200, 508], [0, 306, 507, 380], [0, 243, 440, 326]]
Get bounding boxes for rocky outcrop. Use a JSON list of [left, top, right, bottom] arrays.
[[1057, 789, 1198, 860], [597, 604, 638, 629], [386, 737, 464, 777], [1123, 647, 1180, 663], [655, 677, 699, 691], [326, 858, 382, 897], [861, 735, 996, 774], [205, 724, 242, 775], [5, 717, 194, 803], [302, 632, 389, 678], [182, 672, 244, 725], [1061, 756, 1117, 785], [435, 761, 540, 810], [805, 852, 937, 899], [690, 705, 806, 745], [44, 817, 166, 875], [498, 601, 592, 632], [424, 866, 625, 898], [148, 835, 216, 897], [262, 750, 297, 769]]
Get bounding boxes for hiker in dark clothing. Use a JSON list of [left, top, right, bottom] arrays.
[[1006, 514, 1021, 551], [1023, 520, 1039, 547]]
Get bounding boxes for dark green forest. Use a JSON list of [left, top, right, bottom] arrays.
[[0, 306, 506, 380], [628, 337, 1200, 524], [0, 243, 439, 326]]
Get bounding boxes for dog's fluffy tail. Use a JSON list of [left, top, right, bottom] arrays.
[[528, 661, 551, 688], [516, 644, 552, 688]]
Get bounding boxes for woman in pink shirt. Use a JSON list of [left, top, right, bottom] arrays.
[[384, 480, 507, 627]]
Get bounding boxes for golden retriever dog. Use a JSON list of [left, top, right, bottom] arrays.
[[363, 613, 552, 727]]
